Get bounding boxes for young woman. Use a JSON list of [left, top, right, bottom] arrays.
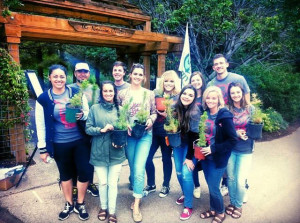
[[144, 70, 180, 198], [199, 86, 237, 223], [85, 81, 126, 223], [118, 63, 157, 222], [36, 64, 90, 221], [189, 71, 206, 199], [225, 82, 255, 219], [172, 84, 201, 220]]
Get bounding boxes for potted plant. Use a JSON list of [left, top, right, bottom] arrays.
[[65, 80, 89, 123], [248, 94, 266, 140], [163, 95, 181, 147], [131, 91, 149, 138], [155, 97, 166, 112], [193, 111, 208, 160], [111, 98, 132, 148]]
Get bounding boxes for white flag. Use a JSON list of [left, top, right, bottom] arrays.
[[178, 23, 191, 88]]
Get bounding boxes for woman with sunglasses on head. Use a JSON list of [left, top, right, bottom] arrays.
[[172, 84, 201, 220], [144, 70, 180, 198], [199, 86, 237, 223], [36, 64, 90, 221], [189, 71, 206, 199], [225, 82, 255, 219], [85, 81, 126, 223], [118, 63, 157, 222]]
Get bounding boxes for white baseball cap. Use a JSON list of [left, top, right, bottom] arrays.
[[75, 63, 90, 71]]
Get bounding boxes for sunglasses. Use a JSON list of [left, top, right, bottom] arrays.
[[76, 69, 89, 73]]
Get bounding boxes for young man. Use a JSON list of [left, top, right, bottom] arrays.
[[208, 54, 250, 104], [68, 62, 99, 198], [207, 54, 250, 199], [112, 61, 130, 93]]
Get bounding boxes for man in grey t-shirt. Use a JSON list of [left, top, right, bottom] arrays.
[[207, 54, 250, 104], [112, 61, 130, 93]]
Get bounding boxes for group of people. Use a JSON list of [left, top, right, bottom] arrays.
[[36, 54, 255, 223]]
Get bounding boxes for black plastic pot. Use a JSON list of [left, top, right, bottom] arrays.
[[166, 131, 181, 148], [111, 129, 128, 148], [247, 121, 263, 140], [65, 103, 81, 123], [131, 121, 146, 139]]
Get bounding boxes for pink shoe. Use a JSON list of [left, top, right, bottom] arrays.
[[176, 195, 185, 205], [180, 207, 192, 220]]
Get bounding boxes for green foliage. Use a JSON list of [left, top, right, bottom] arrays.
[[0, 48, 31, 141], [263, 108, 288, 132], [197, 111, 208, 147], [68, 80, 90, 108], [235, 63, 300, 121], [1, 0, 23, 17], [250, 94, 267, 124], [135, 91, 149, 124], [114, 98, 132, 130], [163, 95, 179, 133]]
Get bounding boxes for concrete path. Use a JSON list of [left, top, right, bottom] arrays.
[[0, 128, 299, 223]]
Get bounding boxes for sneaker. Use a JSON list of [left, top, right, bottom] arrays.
[[87, 184, 99, 197], [220, 185, 229, 196], [159, 186, 170, 198], [143, 185, 156, 194], [243, 187, 249, 203], [58, 202, 74, 221], [72, 187, 78, 201], [74, 202, 89, 221], [193, 187, 201, 199], [180, 207, 192, 220], [176, 195, 185, 205]]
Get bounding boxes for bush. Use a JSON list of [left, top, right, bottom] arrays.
[[263, 108, 288, 132], [234, 63, 300, 122]]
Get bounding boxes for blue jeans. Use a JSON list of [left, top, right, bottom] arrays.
[[94, 164, 122, 214], [126, 132, 152, 198], [202, 158, 226, 214], [227, 151, 252, 208], [173, 143, 195, 208], [145, 134, 173, 187]]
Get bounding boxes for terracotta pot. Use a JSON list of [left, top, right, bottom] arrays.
[[65, 103, 81, 123], [193, 139, 206, 160], [155, 97, 166, 111], [166, 131, 181, 148], [247, 121, 263, 140]]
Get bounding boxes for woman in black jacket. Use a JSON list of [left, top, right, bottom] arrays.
[[199, 86, 237, 223]]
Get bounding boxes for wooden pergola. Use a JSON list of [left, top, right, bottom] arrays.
[[0, 0, 183, 88]]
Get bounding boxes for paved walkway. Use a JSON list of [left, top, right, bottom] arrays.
[[0, 128, 299, 223]]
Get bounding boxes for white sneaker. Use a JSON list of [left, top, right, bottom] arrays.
[[220, 185, 228, 196], [243, 189, 248, 203], [193, 187, 201, 199]]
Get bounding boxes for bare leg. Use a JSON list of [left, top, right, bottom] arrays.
[[61, 179, 73, 204], [77, 181, 89, 203]]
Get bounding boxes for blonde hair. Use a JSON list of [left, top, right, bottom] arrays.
[[202, 86, 225, 110], [156, 70, 180, 96]]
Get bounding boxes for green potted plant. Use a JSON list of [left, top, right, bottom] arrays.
[[65, 80, 89, 123], [248, 94, 266, 140], [193, 111, 208, 160], [163, 95, 181, 147], [111, 98, 132, 148], [132, 91, 149, 138]]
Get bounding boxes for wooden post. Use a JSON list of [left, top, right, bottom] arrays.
[[157, 50, 167, 77], [142, 52, 151, 89], [4, 24, 21, 63]]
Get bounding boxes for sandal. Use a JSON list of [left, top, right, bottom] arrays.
[[231, 207, 242, 219], [97, 209, 107, 221], [108, 214, 117, 223], [212, 213, 226, 223], [225, 204, 235, 215], [200, 210, 215, 219]]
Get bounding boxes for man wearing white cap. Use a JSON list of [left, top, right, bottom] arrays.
[[69, 62, 100, 200]]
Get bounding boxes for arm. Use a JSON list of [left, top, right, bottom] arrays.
[[85, 106, 102, 136], [80, 94, 89, 120], [211, 118, 237, 154], [149, 91, 157, 123], [186, 131, 198, 160]]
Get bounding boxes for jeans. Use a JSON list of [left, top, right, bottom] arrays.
[[145, 134, 173, 187], [173, 143, 195, 208], [126, 132, 152, 198], [227, 151, 252, 208], [202, 158, 226, 214], [94, 164, 122, 214]]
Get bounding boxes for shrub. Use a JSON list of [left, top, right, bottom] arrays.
[[263, 107, 288, 132], [234, 63, 300, 122]]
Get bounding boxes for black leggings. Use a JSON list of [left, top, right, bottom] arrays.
[[53, 139, 91, 182]]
